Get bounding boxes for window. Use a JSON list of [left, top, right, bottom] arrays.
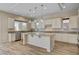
[[14, 21, 19, 31], [14, 21, 27, 31], [22, 22, 27, 30], [62, 18, 69, 30]]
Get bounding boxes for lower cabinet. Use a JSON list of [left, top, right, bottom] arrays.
[[26, 34, 54, 52], [27, 35, 50, 48], [55, 33, 78, 44], [8, 33, 16, 42]]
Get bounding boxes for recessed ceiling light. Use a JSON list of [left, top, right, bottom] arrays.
[[44, 6, 47, 10], [33, 11, 35, 13]]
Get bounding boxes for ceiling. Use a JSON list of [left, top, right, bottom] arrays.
[[0, 3, 79, 18]]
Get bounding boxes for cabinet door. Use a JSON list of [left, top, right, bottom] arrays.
[[55, 33, 78, 44], [69, 16, 78, 29], [52, 18, 61, 28], [44, 18, 61, 29], [67, 34, 78, 44], [27, 34, 51, 49], [8, 19, 14, 29], [8, 33, 16, 42]]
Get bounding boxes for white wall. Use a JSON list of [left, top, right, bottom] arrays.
[[0, 11, 28, 43], [0, 12, 9, 43]]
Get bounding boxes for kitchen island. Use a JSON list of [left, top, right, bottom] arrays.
[[21, 32, 54, 52]]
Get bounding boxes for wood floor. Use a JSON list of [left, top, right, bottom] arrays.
[[0, 41, 78, 55]]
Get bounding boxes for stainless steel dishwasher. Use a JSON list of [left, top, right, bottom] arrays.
[[15, 31, 21, 41]]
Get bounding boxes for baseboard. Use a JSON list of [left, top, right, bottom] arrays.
[[55, 40, 78, 46]]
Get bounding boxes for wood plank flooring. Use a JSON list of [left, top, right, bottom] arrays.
[[0, 41, 78, 55]]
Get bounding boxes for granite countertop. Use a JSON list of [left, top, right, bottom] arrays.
[[8, 30, 31, 33], [8, 29, 79, 34]]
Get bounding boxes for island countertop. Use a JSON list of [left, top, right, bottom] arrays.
[[8, 29, 79, 34]]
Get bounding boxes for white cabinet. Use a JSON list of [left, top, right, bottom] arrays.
[[8, 19, 14, 29], [27, 35, 50, 48], [22, 33, 54, 52], [52, 18, 61, 28], [44, 18, 62, 29], [8, 33, 16, 42], [69, 16, 79, 29], [55, 33, 78, 44]]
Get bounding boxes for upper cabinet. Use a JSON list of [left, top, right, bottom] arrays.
[[44, 18, 62, 29], [52, 18, 61, 28], [8, 18, 14, 29], [69, 16, 79, 29], [15, 16, 27, 22]]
